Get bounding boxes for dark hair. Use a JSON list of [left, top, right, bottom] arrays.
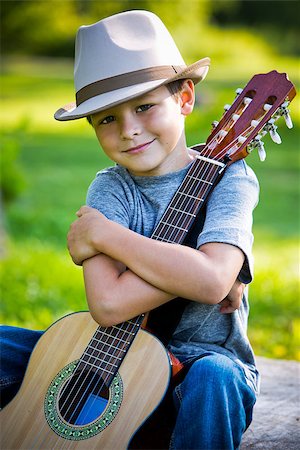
[[86, 79, 187, 126], [166, 79, 186, 96]]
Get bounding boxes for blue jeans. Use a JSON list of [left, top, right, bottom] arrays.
[[0, 327, 256, 449], [171, 353, 256, 450], [0, 325, 43, 408]]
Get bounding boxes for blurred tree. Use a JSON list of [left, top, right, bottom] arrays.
[[1, 0, 81, 56], [0, 0, 210, 57], [210, 0, 300, 55]]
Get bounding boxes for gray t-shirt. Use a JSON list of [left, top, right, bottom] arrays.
[[87, 158, 260, 393]]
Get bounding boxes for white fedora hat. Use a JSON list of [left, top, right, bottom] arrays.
[[54, 10, 210, 121]]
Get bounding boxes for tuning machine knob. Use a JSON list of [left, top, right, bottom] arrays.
[[235, 88, 243, 97], [248, 134, 266, 162], [279, 101, 293, 129], [263, 118, 282, 144]]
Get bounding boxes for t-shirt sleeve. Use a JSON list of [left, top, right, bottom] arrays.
[[86, 168, 132, 229], [197, 160, 259, 283]]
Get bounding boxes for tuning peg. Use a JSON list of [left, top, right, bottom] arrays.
[[235, 88, 243, 96], [279, 101, 293, 129], [248, 135, 266, 161], [283, 112, 293, 129], [238, 136, 247, 144], [257, 140, 267, 162], [232, 114, 240, 122], [218, 130, 228, 138], [251, 120, 260, 128], [243, 97, 252, 106], [224, 104, 231, 111], [212, 120, 219, 129], [264, 119, 282, 144], [263, 103, 272, 112]]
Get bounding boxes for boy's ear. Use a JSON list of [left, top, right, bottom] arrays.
[[180, 80, 195, 116]]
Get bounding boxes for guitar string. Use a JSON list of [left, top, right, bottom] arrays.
[[62, 321, 133, 422], [58, 316, 143, 450], [57, 319, 139, 449], [51, 132, 233, 449], [63, 318, 140, 427], [34, 105, 258, 447]]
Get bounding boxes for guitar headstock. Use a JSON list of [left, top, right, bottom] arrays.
[[203, 71, 296, 164]]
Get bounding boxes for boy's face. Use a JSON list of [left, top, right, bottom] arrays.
[[91, 81, 194, 177]]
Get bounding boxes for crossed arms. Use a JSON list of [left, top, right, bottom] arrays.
[[67, 206, 245, 327]]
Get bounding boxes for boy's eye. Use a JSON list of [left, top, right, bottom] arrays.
[[136, 104, 153, 112], [100, 115, 115, 124]]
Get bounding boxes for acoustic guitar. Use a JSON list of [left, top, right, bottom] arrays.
[[1, 71, 295, 449]]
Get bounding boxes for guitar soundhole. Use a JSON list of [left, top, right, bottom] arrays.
[[58, 369, 109, 426]]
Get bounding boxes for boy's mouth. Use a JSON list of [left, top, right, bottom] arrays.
[[125, 139, 155, 154]]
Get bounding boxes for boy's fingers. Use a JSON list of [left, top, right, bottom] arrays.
[[76, 205, 98, 217]]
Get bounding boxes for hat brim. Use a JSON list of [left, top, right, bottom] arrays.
[[54, 58, 210, 121]]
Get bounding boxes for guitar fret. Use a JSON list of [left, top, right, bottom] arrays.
[[186, 175, 213, 185], [82, 360, 115, 374], [111, 325, 136, 335], [151, 235, 175, 243], [195, 154, 225, 167], [84, 346, 123, 359], [169, 206, 197, 217], [127, 319, 142, 326], [93, 331, 131, 344], [160, 221, 189, 232], [177, 192, 205, 201], [82, 353, 118, 367]]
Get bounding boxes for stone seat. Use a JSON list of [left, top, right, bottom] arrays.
[[241, 356, 300, 449]]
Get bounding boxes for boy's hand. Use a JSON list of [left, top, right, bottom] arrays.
[[67, 205, 107, 265], [219, 279, 245, 314]]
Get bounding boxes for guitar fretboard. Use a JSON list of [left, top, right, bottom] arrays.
[[151, 156, 224, 244]]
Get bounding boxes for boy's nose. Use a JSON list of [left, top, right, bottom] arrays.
[[120, 115, 141, 140]]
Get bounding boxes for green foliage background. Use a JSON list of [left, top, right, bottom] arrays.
[[1, 0, 299, 360]]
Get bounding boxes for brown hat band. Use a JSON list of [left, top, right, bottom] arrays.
[[76, 65, 186, 106]]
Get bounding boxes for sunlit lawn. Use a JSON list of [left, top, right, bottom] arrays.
[[1, 57, 299, 360]]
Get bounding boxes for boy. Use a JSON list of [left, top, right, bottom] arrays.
[[1, 10, 259, 449]]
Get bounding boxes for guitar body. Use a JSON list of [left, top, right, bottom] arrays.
[[1, 312, 171, 449]]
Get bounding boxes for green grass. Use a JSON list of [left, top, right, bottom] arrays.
[[1, 56, 299, 360]]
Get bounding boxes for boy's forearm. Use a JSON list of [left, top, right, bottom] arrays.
[[94, 220, 244, 304], [83, 254, 174, 327]]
